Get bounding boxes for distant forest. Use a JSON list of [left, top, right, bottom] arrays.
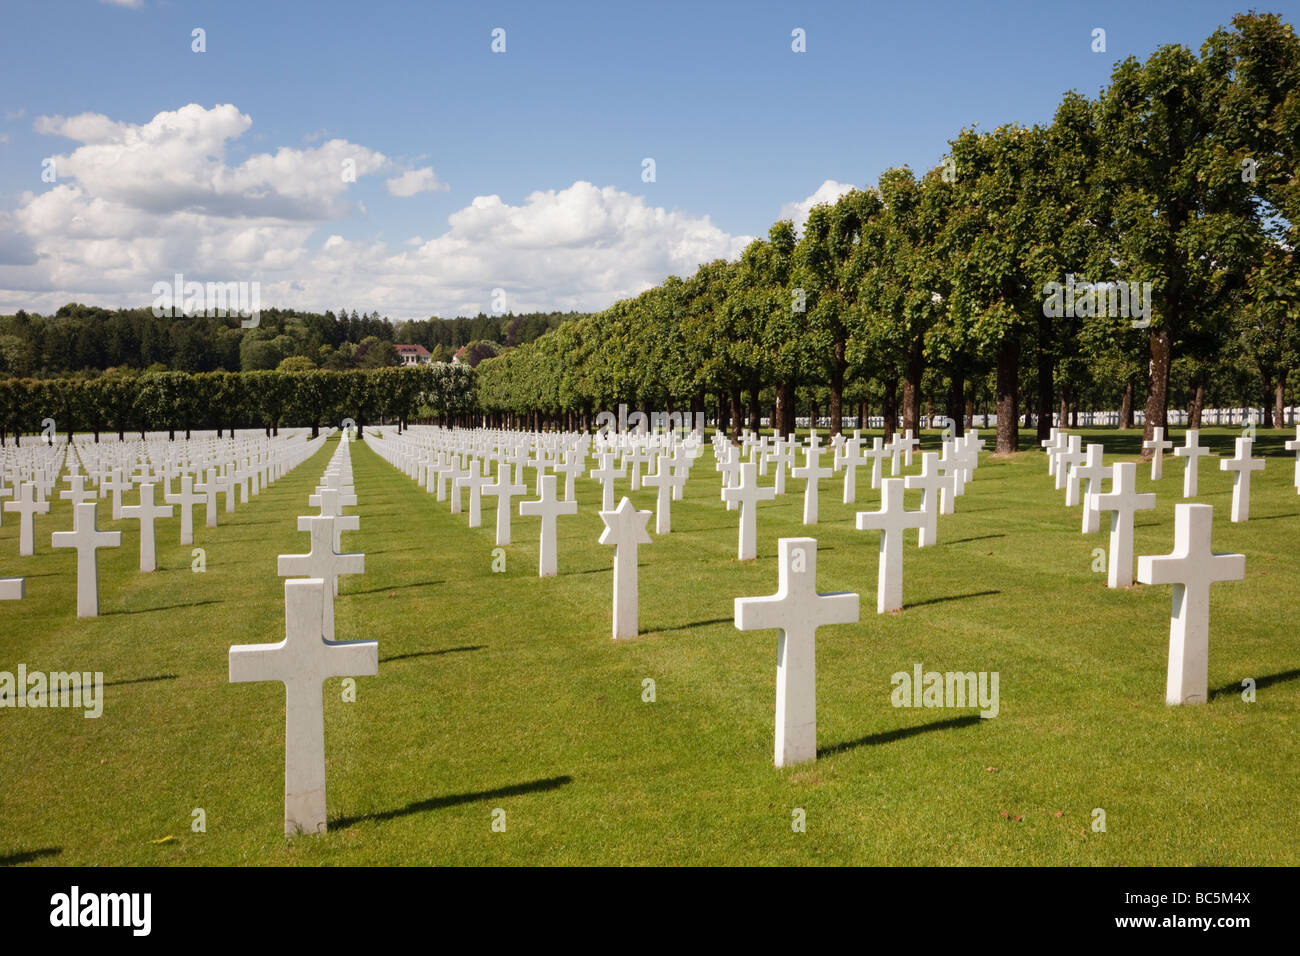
[[0, 304, 588, 378]]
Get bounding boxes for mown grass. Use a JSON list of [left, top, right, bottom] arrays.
[[1, 425, 1297, 866]]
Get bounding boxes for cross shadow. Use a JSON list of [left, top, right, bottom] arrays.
[[109, 599, 222, 616], [347, 579, 444, 596], [331, 774, 573, 829], [368, 547, 424, 555], [649, 616, 734, 634], [1208, 668, 1300, 700], [0, 847, 61, 866], [1238, 512, 1300, 522], [908, 590, 1001, 609], [819, 714, 983, 757], [945, 534, 1006, 545], [102, 673, 178, 689], [381, 645, 485, 664]]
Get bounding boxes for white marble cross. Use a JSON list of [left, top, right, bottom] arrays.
[[555, 451, 585, 502], [60, 474, 96, 508], [862, 436, 887, 491], [120, 483, 173, 573], [598, 497, 653, 640], [855, 478, 925, 613], [1056, 434, 1086, 493], [734, 537, 858, 767], [102, 467, 130, 521], [1071, 443, 1109, 533], [1041, 428, 1065, 475], [196, 467, 225, 528], [484, 463, 526, 546], [229, 577, 378, 836], [1137, 504, 1245, 705], [51, 502, 121, 617], [446, 457, 470, 514], [456, 459, 492, 529], [791, 445, 833, 525], [5, 482, 50, 556], [1089, 462, 1156, 588], [721, 461, 775, 560], [841, 437, 866, 504], [519, 473, 577, 577], [765, 439, 796, 495], [897, 429, 919, 470], [0, 477, 12, 528], [1219, 436, 1264, 522], [277, 516, 364, 640], [1143, 426, 1174, 480], [1173, 429, 1213, 498], [1284, 425, 1300, 494], [589, 452, 625, 513], [625, 445, 650, 491], [904, 452, 952, 547], [642, 453, 675, 534], [164, 475, 204, 546]]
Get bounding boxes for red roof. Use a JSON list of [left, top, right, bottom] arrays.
[[396, 344, 431, 356]]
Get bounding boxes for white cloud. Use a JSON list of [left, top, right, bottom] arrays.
[[779, 179, 857, 233], [386, 167, 448, 197], [3, 108, 24, 121], [99, 0, 143, 8], [0, 104, 768, 318]]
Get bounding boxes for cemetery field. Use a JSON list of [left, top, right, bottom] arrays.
[[2, 427, 1299, 867]]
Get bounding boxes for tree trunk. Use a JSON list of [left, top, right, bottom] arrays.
[[995, 338, 1019, 454], [1120, 381, 1134, 429], [729, 390, 742, 442], [1036, 341, 1054, 442], [1262, 377, 1276, 428], [946, 370, 966, 438], [1141, 327, 1172, 453], [775, 382, 796, 436], [1275, 374, 1287, 429], [882, 378, 898, 441], [748, 385, 761, 433], [829, 356, 845, 437], [903, 344, 923, 435]]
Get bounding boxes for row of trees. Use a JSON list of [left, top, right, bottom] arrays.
[[476, 12, 1300, 452], [0, 364, 476, 444]]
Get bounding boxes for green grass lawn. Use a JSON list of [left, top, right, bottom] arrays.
[[1, 425, 1298, 866]]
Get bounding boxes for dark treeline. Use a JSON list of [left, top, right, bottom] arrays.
[[0, 364, 477, 444], [0, 304, 586, 378]]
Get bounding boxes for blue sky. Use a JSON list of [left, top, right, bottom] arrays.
[[0, 0, 1293, 318]]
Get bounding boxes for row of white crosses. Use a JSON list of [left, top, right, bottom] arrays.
[[368, 423, 703, 577], [230, 431, 376, 836], [1047, 428, 1249, 705], [1, 430, 327, 617]]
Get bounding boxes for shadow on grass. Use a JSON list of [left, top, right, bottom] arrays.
[[562, 566, 615, 576], [648, 617, 734, 634], [109, 598, 222, 616], [347, 579, 444, 596], [102, 673, 178, 689], [0, 847, 61, 866], [381, 645, 485, 664], [908, 590, 1001, 609], [1238, 512, 1300, 522], [945, 533, 1006, 545], [1209, 668, 1300, 701], [332, 774, 573, 830], [820, 714, 983, 757]]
